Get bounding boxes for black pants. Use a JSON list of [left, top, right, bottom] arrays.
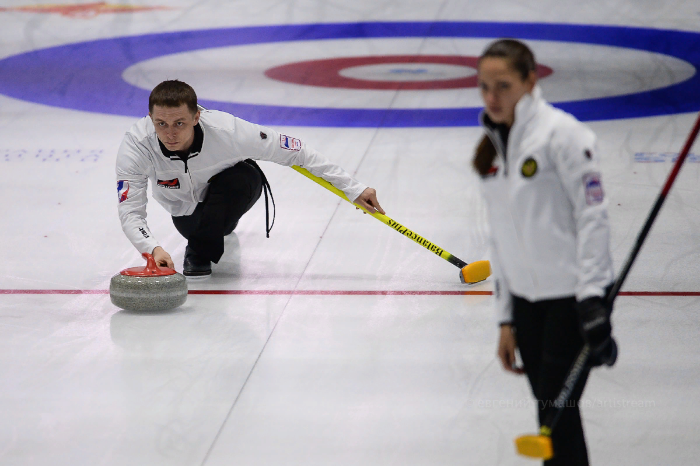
[[172, 161, 262, 263], [513, 294, 590, 466]]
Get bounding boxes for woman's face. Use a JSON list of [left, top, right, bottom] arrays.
[[478, 57, 536, 126]]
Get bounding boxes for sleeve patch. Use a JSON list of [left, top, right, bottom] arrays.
[[583, 172, 604, 205], [117, 180, 129, 203], [280, 134, 302, 151]]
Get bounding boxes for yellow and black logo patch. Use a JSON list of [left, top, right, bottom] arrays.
[[521, 157, 538, 177]]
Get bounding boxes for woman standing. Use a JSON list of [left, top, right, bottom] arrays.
[[474, 39, 617, 465]]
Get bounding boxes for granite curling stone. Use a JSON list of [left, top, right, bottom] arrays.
[[110, 252, 188, 312]]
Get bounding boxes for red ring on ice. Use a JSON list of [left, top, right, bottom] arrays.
[[265, 55, 553, 90]]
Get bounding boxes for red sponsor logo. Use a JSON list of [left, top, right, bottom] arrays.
[[157, 178, 180, 189]]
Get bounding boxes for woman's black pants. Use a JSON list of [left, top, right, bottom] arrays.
[[513, 294, 590, 466]]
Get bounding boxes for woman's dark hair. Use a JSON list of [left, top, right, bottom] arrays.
[[473, 39, 536, 176], [148, 80, 198, 115], [477, 39, 536, 81]]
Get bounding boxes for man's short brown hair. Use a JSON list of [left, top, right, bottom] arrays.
[[149, 80, 198, 115]]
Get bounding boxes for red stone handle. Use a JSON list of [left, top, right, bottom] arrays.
[[120, 252, 177, 277], [142, 252, 160, 275]]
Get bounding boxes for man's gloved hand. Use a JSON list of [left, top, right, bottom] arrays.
[[576, 296, 618, 367]]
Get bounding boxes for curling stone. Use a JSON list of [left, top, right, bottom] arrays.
[[110, 252, 188, 312]]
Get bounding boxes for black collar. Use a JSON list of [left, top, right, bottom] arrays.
[[482, 113, 511, 159]]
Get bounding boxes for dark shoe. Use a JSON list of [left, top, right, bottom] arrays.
[[183, 246, 211, 278]]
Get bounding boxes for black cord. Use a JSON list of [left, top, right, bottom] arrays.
[[244, 159, 275, 237]]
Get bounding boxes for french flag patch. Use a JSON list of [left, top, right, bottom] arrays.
[[117, 180, 129, 203], [280, 134, 302, 151], [583, 172, 604, 205]]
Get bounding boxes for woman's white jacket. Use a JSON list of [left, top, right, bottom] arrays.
[[478, 86, 614, 324]]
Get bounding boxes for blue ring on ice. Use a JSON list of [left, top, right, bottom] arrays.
[[0, 22, 698, 127]]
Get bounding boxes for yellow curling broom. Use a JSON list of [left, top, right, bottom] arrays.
[[515, 111, 700, 460], [292, 165, 490, 284]]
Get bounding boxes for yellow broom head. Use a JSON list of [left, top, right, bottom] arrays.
[[515, 434, 553, 460], [459, 260, 491, 284]]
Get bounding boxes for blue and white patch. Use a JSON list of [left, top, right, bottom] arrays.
[[280, 134, 302, 151], [117, 180, 129, 203], [583, 172, 604, 205]]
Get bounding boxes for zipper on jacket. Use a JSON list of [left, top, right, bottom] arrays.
[[179, 152, 199, 203], [172, 153, 197, 202], [187, 168, 196, 203], [482, 118, 542, 293]]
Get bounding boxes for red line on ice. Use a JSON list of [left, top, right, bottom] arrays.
[[1, 290, 699, 296]]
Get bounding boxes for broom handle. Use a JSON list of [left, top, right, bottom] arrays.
[[607, 112, 700, 305], [546, 112, 700, 434], [291, 165, 469, 268]]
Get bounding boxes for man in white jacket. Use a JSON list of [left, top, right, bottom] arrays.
[[116, 80, 384, 277]]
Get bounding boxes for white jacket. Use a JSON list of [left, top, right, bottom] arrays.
[[478, 86, 614, 324], [116, 108, 367, 254]]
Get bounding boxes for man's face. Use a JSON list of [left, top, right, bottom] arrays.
[[150, 104, 200, 152]]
